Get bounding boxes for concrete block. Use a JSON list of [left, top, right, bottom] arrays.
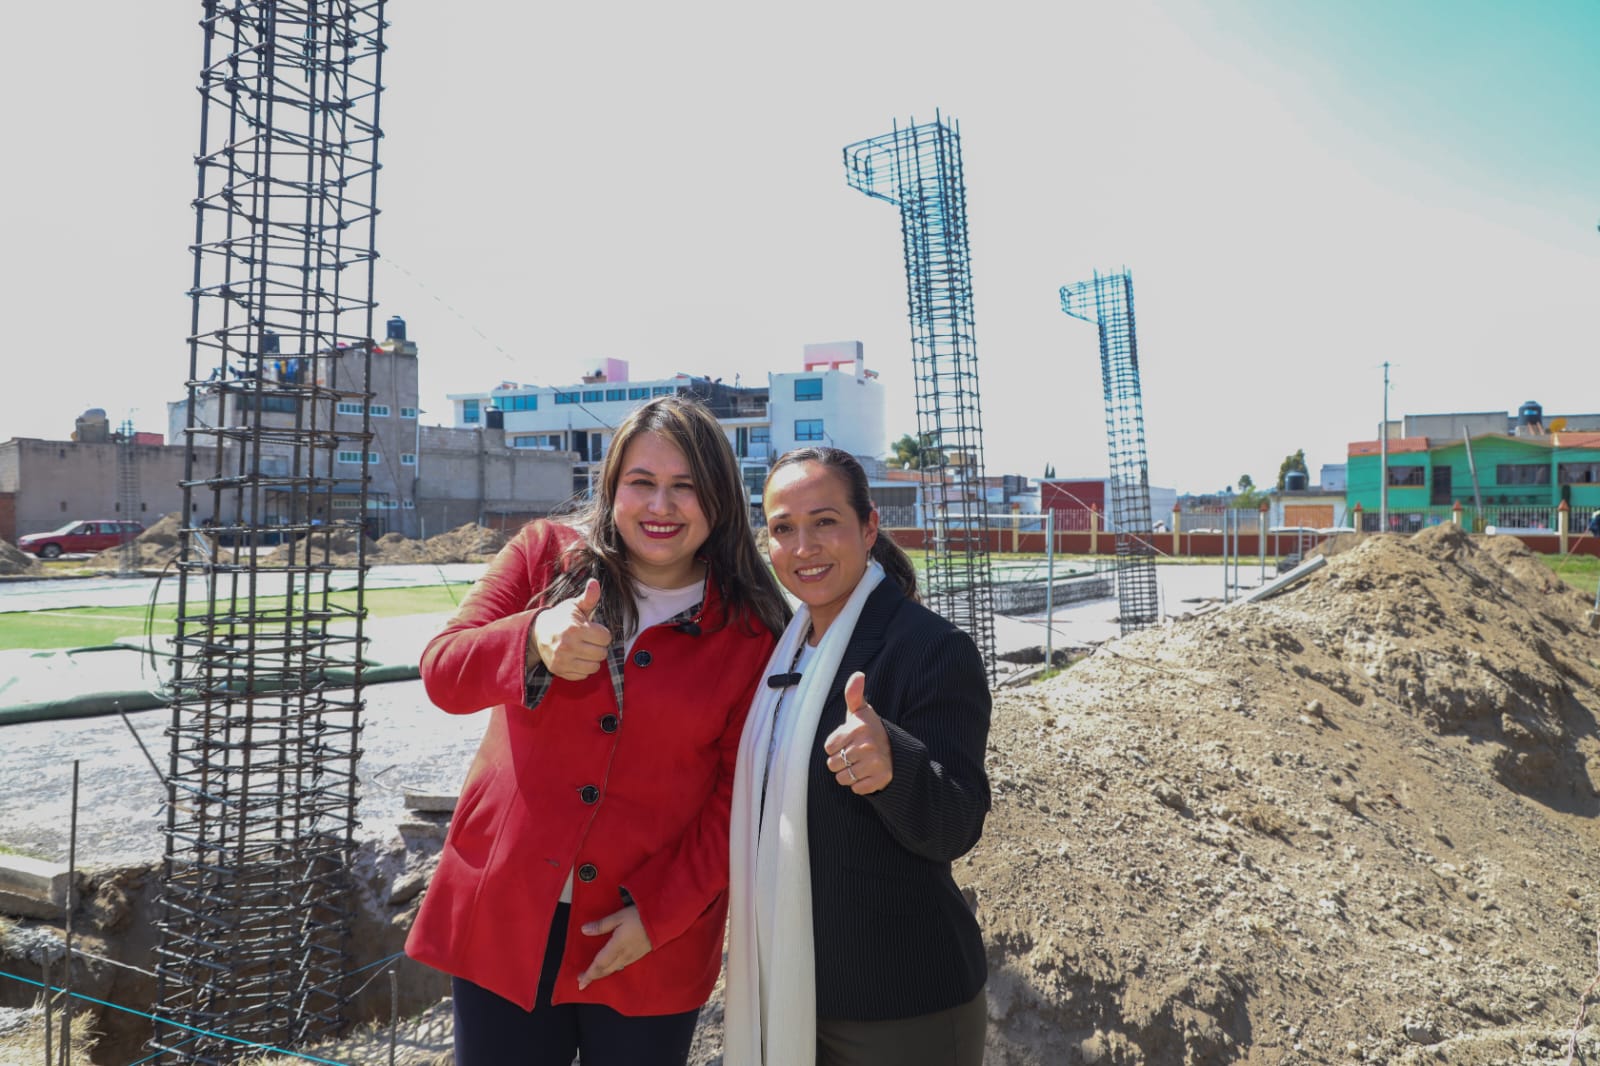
[[0, 855, 76, 919], [403, 789, 458, 813]]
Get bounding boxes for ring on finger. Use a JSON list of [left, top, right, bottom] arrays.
[[846, 765, 859, 784]]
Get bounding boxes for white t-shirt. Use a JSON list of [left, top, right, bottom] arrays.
[[560, 576, 703, 904], [624, 579, 704, 656]]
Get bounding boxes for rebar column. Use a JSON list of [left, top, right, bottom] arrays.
[[1060, 271, 1160, 634], [844, 112, 997, 676], [151, 2, 386, 1062]]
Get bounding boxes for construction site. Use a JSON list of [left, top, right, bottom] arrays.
[[4, 2, 1600, 1065]]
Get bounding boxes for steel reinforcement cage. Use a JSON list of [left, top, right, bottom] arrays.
[[1060, 271, 1160, 634], [151, 2, 386, 1062], [843, 112, 997, 675]]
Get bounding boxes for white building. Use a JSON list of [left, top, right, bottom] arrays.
[[446, 342, 888, 511]]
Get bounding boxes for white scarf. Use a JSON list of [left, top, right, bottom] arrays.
[[726, 561, 886, 1066]]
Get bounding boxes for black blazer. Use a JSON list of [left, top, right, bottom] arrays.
[[804, 579, 992, 1021]]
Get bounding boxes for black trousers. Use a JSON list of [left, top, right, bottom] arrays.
[[816, 989, 987, 1066], [452, 903, 700, 1066]]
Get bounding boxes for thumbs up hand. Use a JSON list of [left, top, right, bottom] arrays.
[[823, 671, 893, 794], [533, 578, 611, 681]]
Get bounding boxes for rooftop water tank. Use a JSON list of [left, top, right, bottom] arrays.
[[485, 407, 504, 430], [1519, 400, 1544, 427], [386, 316, 407, 342], [1284, 471, 1309, 492]]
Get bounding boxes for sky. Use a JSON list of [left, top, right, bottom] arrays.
[[3, 0, 1598, 494]]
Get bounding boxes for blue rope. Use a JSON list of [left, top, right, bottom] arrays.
[[349, 950, 406, 976], [0, 967, 350, 1066]]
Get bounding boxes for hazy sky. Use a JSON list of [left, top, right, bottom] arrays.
[[3, 0, 1596, 493]]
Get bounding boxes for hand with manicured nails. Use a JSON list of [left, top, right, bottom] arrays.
[[533, 578, 610, 681], [823, 671, 893, 794], [577, 905, 653, 989]]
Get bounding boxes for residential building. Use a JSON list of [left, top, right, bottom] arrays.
[[167, 317, 422, 534], [446, 341, 889, 515], [1348, 400, 1600, 531], [0, 427, 198, 542], [414, 423, 574, 535], [1040, 478, 1178, 532]]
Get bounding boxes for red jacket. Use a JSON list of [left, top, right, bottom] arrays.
[[406, 521, 775, 1014]]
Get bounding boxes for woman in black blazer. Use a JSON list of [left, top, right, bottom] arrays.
[[727, 447, 991, 1066]]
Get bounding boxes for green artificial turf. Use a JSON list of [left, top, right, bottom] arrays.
[[0, 584, 467, 652]]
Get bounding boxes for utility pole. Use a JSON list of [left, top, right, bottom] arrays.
[[1379, 361, 1390, 534]]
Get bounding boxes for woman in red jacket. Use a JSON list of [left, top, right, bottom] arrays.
[[408, 395, 788, 1066]]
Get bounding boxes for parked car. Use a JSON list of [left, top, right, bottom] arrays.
[[17, 519, 144, 558]]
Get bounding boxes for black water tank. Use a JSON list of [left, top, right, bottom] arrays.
[[1519, 400, 1543, 427], [261, 330, 280, 355], [485, 407, 504, 430], [386, 316, 407, 341], [1285, 471, 1309, 491]]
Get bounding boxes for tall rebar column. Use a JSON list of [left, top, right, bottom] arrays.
[[151, 3, 386, 1062], [1060, 271, 1160, 634], [843, 112, 997, 675]]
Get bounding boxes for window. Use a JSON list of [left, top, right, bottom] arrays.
[[1559, 462, 1600, 485], [401, 453, 417, 466], [653, 386, 674, 397], [403, 499, 416, 509], [750, 426, 771, 444], [581, 389, 602, 403], [236, 394, 298, 413], [606, 388, 626, 401], [794, 378, 822, 401], [513, 434, 561, 449], [463, 398, 480, 423], [336, 401, 365, 416], [554, 392, 579, 405], [1386, 465, 1425, 487], [336, 450, 380, 464], [1496, 463, 1549, 485], [368, 404, 392, 417], [502, 394, 538, 412], [401, 406, 418, 419], [795, 419, 824, 442], [742, 467, 766, 496], [628, 387, 649, 400]]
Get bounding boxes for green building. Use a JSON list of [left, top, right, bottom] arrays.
[[1346, 432, 1600, 533]]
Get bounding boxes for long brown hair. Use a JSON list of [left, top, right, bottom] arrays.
[[543, 395, 789, 638], [764, 447, 920, 601]]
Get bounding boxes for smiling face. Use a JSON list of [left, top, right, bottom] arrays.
[[763, 460, 879, 640], [611, 431, 711, 588]]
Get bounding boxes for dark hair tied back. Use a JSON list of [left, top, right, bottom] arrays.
[[765, 446, 919, 601]]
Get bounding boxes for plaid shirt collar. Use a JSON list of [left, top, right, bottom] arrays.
[[592, 568, 710, 715]]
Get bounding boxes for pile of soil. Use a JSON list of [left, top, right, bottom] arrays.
[[84, 512, 185, 570], [0, 540, 43, 576], [965, 524, 1600, 1064], [273, 522, 511, 568]]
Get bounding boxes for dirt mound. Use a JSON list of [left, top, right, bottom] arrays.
[[85, 512, 184, 570], [422, 522, 509, 563], [964, 525, 1600, 1063], [0, 540, 43, 576], [274, 522, 512, 567]]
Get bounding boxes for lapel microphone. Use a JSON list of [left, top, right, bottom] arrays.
[[766, 671, 802, 688]]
